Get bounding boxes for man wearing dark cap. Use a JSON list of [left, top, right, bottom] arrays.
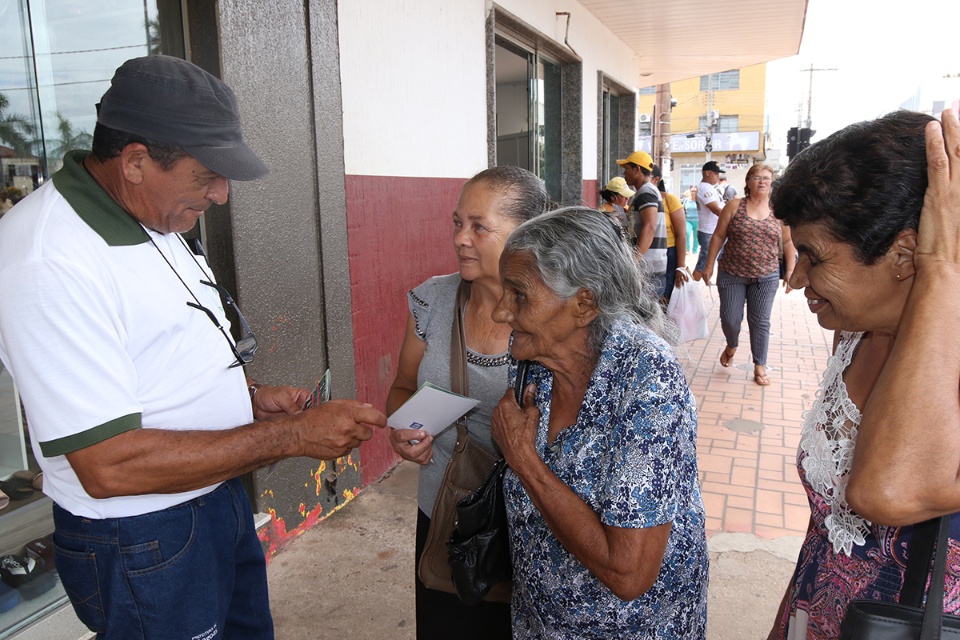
[[693, 160, 726, 281], [0, 55, 385, 638], [616, 150, 668, 294]]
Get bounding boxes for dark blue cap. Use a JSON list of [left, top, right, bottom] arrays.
[[97, 55, 268, 181]]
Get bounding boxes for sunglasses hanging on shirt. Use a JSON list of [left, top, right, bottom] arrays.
[[145, 231, 258, 368]]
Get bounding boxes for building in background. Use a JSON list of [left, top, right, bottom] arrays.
[[637, 63, 769, 195]]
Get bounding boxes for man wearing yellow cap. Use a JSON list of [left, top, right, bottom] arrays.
[[616, 150, 667, 295]]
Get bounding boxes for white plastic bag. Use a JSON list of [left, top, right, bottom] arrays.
[[667, 279, 709, 342]]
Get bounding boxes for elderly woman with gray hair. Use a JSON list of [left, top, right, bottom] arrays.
[[490, 208, 708, 638]]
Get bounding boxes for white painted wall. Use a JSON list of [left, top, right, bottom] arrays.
[[338, 0, 489, 178], [338, 0, 642, 179]]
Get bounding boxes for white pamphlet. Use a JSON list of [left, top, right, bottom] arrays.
[[387, 382, 480, 436]]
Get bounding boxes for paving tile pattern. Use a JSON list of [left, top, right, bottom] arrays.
[[680, 282, 833, 539]]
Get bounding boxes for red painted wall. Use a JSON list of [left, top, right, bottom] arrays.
[[346, 174, 463, 485], [583, 179, 598, 208]]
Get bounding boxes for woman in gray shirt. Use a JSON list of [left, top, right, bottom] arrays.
[[387, 166, 549, 639]]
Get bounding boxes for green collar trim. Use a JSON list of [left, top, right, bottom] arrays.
[[52, 150, 149, 246]]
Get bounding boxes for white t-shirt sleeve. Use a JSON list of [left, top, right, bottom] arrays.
[[0, 256, 142, 456], [697, 183, 720, 208]]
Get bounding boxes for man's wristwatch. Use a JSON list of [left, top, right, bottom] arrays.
[[248, 382, 264, 400]]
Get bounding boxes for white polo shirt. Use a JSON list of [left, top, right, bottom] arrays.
[[0, 151, 252, 518]]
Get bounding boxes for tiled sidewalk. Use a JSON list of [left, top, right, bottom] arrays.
[[680, 280, 833, 539]]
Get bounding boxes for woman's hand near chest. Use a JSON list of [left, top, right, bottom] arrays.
[[492, 384, 671, 601]]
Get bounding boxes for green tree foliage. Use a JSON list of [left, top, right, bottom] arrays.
[[0, 93, 36, 156], [46, 112, 93, 162]]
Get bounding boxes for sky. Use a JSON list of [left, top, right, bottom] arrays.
[[765, 0, 960, 151]]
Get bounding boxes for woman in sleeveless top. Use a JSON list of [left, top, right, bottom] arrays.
[[386, 166, 550, 639], [765, 109, 960, 639], [700, 163, 796, 385]]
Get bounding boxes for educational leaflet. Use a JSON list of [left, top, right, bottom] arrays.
[[265, 369, 331, 477], [387, 382, 480, 436]]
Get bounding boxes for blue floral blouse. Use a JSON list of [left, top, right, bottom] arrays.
[[504, 317, 708, 639]]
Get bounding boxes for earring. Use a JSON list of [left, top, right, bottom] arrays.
[[896, 273, 901, 280]]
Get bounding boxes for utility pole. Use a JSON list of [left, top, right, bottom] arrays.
[[803, 64, 837, 129], [654, 83, 672, 175], [705, 73, 714, 161]]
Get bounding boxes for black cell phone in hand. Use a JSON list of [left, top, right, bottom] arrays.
[[514, 360, 531, 408]]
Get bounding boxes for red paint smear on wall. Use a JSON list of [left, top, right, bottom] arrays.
[[347, 174, 464, 486], [259, 506, 325, 560], [258, 455, 364, 560]]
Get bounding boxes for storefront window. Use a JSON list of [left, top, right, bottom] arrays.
[[0, 2, 181, 635]]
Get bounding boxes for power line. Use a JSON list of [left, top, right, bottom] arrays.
[[1, 78, 111, 92], [0, 43, 146, 61]]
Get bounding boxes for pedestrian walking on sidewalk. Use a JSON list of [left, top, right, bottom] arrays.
[[699, 163, 796, 385]]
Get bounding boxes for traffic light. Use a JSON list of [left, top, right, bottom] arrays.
[[786, 127, 799, 158], [798, 127, 815, 152]]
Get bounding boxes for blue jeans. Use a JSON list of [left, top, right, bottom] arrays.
[[52, 478, 273, 639], [695, 231, 712, 272]]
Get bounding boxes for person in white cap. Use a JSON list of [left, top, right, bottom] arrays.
[[0, 55, 386, 638]]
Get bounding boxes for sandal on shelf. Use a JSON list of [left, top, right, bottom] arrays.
[[0, 477, 34, 501], [720, 347, 736, 368], [25, 539, 56, 574], [13, 470, 42, 492]]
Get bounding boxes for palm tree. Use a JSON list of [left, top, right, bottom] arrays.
[[46, 113, 93, 160], [0, 93, 36, 156], [147, 18, 161, 56]]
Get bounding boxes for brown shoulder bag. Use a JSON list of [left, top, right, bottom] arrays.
[[417, 280, 510, 602]]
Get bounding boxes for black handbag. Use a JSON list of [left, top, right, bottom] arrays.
[[446, 360, 529, 605], [840, 516, 960, 639]]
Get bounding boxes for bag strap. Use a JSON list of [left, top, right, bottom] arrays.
[[902, 517, 939, 608], [919, 516, 950, 640], [451, 280, 471, 448], [514, 359, 529, 408]]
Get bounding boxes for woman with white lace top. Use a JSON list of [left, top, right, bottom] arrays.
[[765, 109, 960, 640]]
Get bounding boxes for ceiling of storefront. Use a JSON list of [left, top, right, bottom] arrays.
[[579, 0, 809, 88]]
